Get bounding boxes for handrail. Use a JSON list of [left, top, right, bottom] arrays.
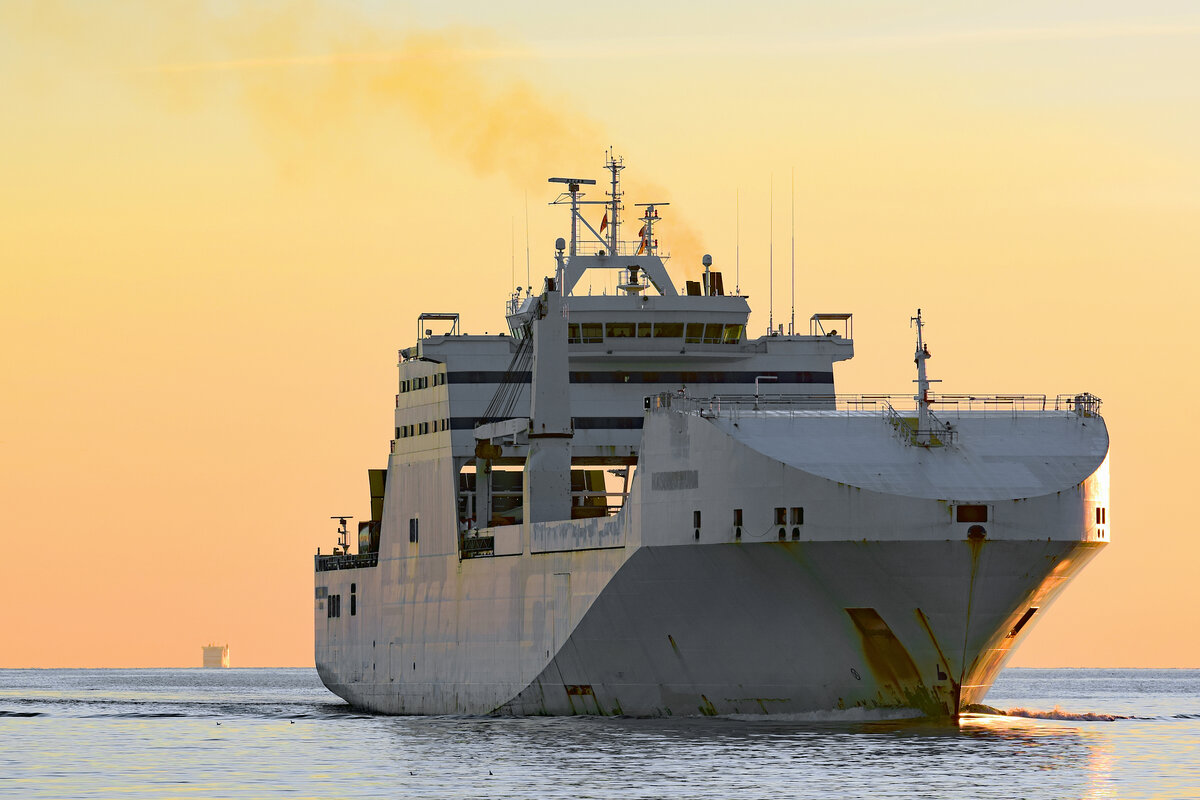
[[648, 391, 1102, 424], [315, 552, 379, 572]]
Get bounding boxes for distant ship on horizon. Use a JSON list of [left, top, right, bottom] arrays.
[[201, 643, 230, 669]]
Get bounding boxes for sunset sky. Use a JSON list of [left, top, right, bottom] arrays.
[[3, 1, 1198, 668]]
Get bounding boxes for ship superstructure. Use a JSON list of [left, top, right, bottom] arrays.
[[314, 156, 1109, 717]]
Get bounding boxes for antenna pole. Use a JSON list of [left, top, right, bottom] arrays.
[[790, 166, 795, 336], [769, 173, 774, 334], [912, 309, 933, 444], [606, 149, 623, 254], [524, 191, 531, 288], [735, 188, 740, 295]]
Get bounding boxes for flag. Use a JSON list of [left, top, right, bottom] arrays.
[[636, 239, 646, 255], [638, 225, 645, 237], [599, 212, 607, 233]]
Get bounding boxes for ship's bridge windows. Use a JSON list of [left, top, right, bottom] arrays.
[[568, 323, 581, 344], [722, 324, 743, 344], [637, 323, 652, 338], [606, 322, 635, 338], [956, 504, 989, 523], [653, 322, 684, 338], [685, 323, 704, 344], [580, 323, 603, 343], [703, 323, 724, 344]]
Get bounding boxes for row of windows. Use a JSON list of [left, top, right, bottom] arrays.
[[399, 373, 446, 393], [397, 418, 450, 438], [692, 507, 807, 541], [326, 584, 359, 618], [1095, 507, 1107, 525], [568, 322, 744, 345]]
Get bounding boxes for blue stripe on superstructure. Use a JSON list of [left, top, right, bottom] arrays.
[[450, 417, 644, 430], [446, 371, 834, 385]]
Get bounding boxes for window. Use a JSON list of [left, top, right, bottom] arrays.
[[790, 507, 804, 525], [636, 323, 652, 338], [327, 594, 341, 618], [395, 427, 401, 439], [1096, 507, 1106, 525], [685, 323, 704, 343], [956, 505, 988, 523], [703, 323, 723, 344], [568, 323, 581, 343], [733, 508, 743, 526], [693, 510, 702, 528], [409, 518, 419, 543], [350, 583, 356, 616], [580, 323, 603, 343], [774, 507, 787, 525], [606, 322, 635, 338], [653, 322, 684, 338], [722, 325, 744, 344]]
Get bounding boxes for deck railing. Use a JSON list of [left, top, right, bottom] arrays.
[[648, 391, 1102, 448], [315, 552, 379, 572]]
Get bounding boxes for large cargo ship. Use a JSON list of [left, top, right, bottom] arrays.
[[314, 156, 1109, 717]]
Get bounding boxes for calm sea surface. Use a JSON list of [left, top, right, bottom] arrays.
[[1, 668, 1197, 799]]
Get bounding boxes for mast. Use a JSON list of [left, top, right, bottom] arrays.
[[606, 150, 624, 254], [547, 176, 597, 258], [912, 309, 939, 444], [790, 167, 795, 336]]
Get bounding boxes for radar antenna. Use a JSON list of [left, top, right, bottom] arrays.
[[548, 176, 597, 258], [330, 515, 354, 554]]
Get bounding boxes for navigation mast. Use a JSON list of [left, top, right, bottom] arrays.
[[911, 309, 941, 445], [605, 149, 624, 254]]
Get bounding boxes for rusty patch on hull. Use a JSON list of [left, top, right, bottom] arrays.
[[846, 607, 951, 717]]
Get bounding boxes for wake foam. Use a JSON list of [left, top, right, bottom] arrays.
[[962, 704, 1127, 722]]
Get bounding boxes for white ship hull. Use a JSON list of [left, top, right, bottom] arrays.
[[314, 156, 1109, 716], [315, 405, 1108, 717]]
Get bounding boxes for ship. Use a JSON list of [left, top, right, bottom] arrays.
[[314, 155, 1109, 717], [202, 643, 230, 669]]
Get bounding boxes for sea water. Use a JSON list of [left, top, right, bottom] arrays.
[[1, 668, 1197, 799]]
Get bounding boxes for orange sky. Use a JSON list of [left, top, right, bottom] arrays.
[[2, 2, 1198, 667]]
